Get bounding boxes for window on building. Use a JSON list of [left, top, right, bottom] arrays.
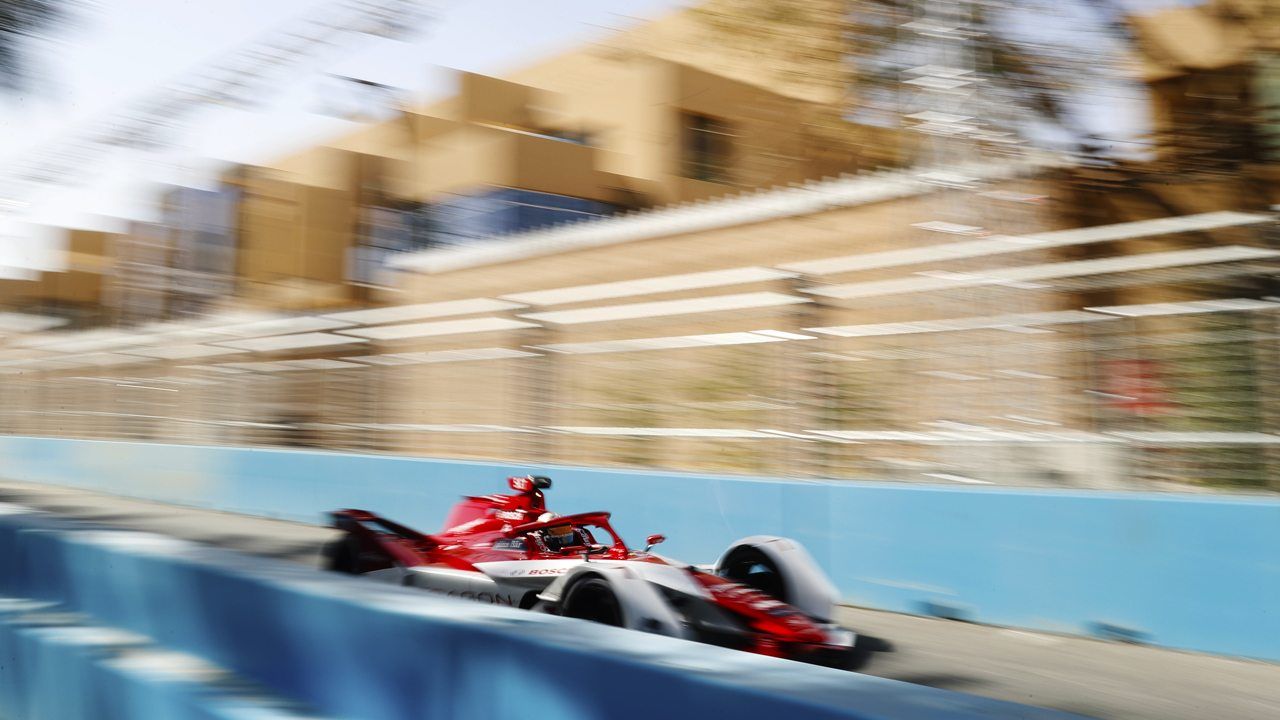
[[349, 206, 409, 286], [348, 203, 440, 287], [681, 113, 734, 183], [421, 188, 616, 249]]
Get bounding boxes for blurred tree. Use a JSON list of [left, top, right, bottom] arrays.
[[697, 1, 1277, 168], [693, 0, 1123, 167], [693, 0, 850, 103], [690, 0, 907, 170], [0, 0, 63, 92], [696, 0, 1279, 232]]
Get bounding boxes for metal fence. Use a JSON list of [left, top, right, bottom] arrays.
[[1, 294, 1278, 493]]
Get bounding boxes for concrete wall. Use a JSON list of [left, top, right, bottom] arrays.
[[0, 436, 1275, 663], [0, 501, 1082, 720]]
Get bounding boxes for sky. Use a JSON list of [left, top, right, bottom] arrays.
[[0, 0, 689, 272]]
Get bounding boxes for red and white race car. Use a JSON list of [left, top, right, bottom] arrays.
[[325, 475, 865, 666]]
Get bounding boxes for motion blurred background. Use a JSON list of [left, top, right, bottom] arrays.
[[1, 0, 1278, 492]]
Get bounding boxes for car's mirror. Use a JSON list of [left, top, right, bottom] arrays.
[[644, 534, 666, 552]]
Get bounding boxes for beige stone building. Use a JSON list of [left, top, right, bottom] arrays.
[[0, 229, 113, 326]]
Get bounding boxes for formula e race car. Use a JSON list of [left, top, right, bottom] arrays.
[[324, 475, 865, 666]]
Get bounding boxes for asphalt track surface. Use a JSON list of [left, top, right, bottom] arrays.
[[0, 478, 1276, 720]]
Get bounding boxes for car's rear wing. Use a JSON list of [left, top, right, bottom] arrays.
[[330, 509, 442, 551]]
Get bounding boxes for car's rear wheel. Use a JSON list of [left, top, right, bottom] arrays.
[[561, 577, 624, 627], [719, 546, 787, 603], [322, 535, 360, 573]]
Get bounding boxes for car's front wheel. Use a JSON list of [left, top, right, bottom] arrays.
[[718, 546, 787, 603]]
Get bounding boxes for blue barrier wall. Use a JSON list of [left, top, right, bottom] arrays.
[[1, 435, 1277, 662], [0, 502, 1084, 720]]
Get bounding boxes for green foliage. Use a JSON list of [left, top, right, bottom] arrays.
[[690, 0, 905, 169], [691, 0, 849, 95], [692, 0, 1141, 161]]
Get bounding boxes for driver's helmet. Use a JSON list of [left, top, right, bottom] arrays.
[[538, 512, 579, 551]]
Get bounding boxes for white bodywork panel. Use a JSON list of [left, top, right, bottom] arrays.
[[363, 538, 840, 635]]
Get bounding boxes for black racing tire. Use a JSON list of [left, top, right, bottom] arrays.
[[322, 535, 361, 574], [810, 643, 868, 671], [718, 546, 788, 603], [561, 577, 625, 627]]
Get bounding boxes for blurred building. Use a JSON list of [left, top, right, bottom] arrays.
[[29, 29, 858, 319], [4, 7, 873, 320], [231, 158, 366, 310], [108, 186, 240, 323], [107, 222, 170, 324], [239, 58, 857, 307], [0, 229, 113, 326], [1, 2, 1278, 491]]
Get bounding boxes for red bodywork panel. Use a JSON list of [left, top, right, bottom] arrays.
[[690, 570, 828, 650]]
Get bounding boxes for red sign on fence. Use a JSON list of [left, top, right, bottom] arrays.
[[1104, 359, 1170, 415]]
